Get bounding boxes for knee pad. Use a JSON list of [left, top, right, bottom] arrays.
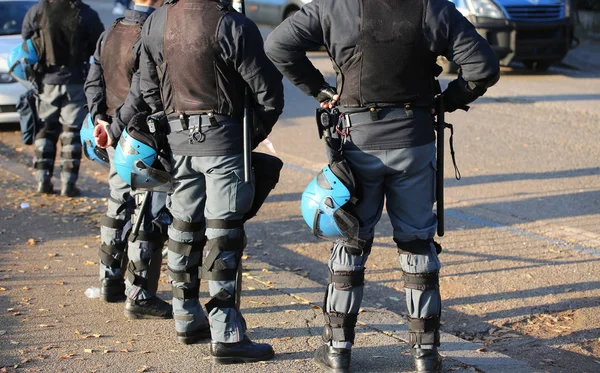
[[322, 312, 358, 344]]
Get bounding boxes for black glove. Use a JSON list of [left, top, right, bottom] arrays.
[[442, 76, 487, 113], [314, 84, 337, 103]]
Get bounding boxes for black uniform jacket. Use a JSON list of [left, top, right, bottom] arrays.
[[84, 10, 152, 141], [22, 0, 105, 85], [139, 4, 284, 156], [265, 0, 500, 149]]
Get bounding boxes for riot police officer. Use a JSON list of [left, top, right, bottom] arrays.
[[265, 0, 500, 372], [84, 0, 172, 319], [22, 0, 104, 196], [138, 0, 284, 363]]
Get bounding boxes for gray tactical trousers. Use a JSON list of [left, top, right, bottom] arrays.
[[33, 84, 86, 186], [99, 148, 167, 300], [325, 142, 441, 350], [167, 153, 254, 343]]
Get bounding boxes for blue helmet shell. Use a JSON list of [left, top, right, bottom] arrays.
[[7, 39, 39, 81], [301, 165, 356, 240], [80, 114, 109, 168], [114, 128, 158, 186]]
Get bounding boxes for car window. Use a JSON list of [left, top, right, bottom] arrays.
[[0, 2, 35, 36]]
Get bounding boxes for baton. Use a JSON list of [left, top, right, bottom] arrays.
[[241, 0, 252, 184], [131, 191, 151, 242], [435, 96, 445, 237]]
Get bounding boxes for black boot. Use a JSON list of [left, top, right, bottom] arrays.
[[36, 181, 54, 195], [210, 336, 274, 364], [313, 344, 351, 373], [60, 183, 81, 197], [124, 296, 173, 319], [100, 278, 126, 302], [412, 347, 442, 373], [177, 323, 211, 345]]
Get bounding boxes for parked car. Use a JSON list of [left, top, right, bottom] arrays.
[[232, 0, 310, 26], [448, 0, 578, 71], [0, 0, 35, 124]]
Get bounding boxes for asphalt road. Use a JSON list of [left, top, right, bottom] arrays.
[[1, 1, 600, 372]]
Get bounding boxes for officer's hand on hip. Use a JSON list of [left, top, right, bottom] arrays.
[[316, 85, 339, 109], [93, 119, 113, 149]]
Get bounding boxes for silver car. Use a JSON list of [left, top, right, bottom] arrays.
[[0, 0, 36, 124], [233, 0, 311, 26]]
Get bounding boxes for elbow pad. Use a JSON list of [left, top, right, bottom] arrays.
[[442, 75, 487, 113]]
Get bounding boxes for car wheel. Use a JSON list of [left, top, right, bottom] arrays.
[[524, 61, 551, 72]]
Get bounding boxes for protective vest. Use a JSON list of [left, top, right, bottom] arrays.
[[100, 20, 142, 117], [339, 0, 439, 108], [162, 0, 245, 117], [33, 0, 84, 68]]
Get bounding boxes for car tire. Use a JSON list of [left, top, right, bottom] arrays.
[[524, 61, 551, 72]]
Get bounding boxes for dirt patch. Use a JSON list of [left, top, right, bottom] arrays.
[[509, 310, 577, 339]]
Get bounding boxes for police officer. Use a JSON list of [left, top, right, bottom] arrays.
[[138, 0, 284, 362], [22, 0, 104, 196], [84, 0, 173, 320], [265, 1, 500, 372]]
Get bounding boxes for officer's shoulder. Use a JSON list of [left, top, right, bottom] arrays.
[[223, 9, 259, 31]]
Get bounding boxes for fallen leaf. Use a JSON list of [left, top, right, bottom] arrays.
[[39, 324, 54, 328], [284, 310, 297, 313], [137, 351, 151, 354], [312, 305, 321, 309], [119, 349, 130, 353], [74, 329, 82, 335], [273, 337, 292, 342], [42, 345, 59, 350], [137, 366, 150, 372], [22, 287, 30, 291], [241, 255, 249, 260], [262, 269, 270, 273], [27, 239, 36, 246], [58, 353, 75, 360], [84, 349, 94, 353], [476, 348, 488, 353], [0, 287, 6, 291], [84, 260, 96, 266]]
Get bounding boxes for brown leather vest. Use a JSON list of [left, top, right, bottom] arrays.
[[162, 0, 244, 117], [100, 20, 141, 117], [339, 0, 438, 108]]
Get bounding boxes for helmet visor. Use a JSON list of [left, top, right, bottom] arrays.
[[130, 159, 173, 193]]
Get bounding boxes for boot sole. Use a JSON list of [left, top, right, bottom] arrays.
[[313, 355, 350, 373], [124, 309, 173, 320], [212, 350, 275, 365]]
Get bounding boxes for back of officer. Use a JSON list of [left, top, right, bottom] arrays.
[[138, 0, 284, 363], [265, 1, 499, 372], [84, 0, 172, 319], [22, 0, 104, 196]]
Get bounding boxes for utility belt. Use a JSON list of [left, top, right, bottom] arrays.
[[168, 112, 229, 132], [168, 112, 230, 144], [315, 103, 426, 144], [342, 104, 426, 126]]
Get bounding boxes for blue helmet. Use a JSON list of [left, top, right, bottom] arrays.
[[114, 121, 172, 192], [80, 114, 110, 168], [301, 159, 360, 245], [7, 39, 39, 81]]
